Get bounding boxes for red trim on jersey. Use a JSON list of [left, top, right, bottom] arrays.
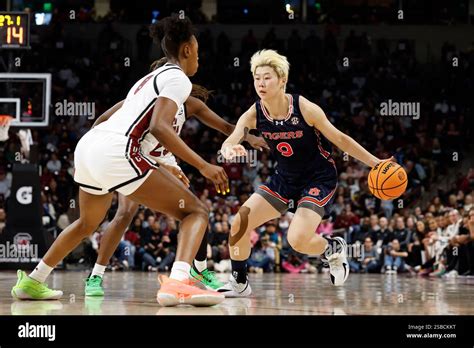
[[127, 137, 158, 175], [128, 106, 154, 139], [315, 130, 331, 159], [260, 94, 294, 123], [259, 185, 289, 204], [297, 187, 336, 207]]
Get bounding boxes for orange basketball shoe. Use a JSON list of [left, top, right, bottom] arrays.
[[157, 275, 225, 307]]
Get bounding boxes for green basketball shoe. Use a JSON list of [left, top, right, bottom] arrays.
[[84, 275, 105, 296], [190, 268, 224, 290], [11, 270, 63, 300]]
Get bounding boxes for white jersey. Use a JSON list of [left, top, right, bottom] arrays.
[[141, 102, 187, 168], [95, 63, 191, 153], [74, 63, 191, 196]]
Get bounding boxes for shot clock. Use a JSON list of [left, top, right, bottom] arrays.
[[0, 12, 30, 49]]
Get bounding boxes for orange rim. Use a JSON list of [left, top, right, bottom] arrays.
[[0, 115, 13, 126]]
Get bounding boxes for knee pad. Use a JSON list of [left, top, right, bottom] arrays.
[[229, 206, 250, 246]]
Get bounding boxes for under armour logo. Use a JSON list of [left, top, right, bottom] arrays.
[[275, 121, 284, 125]]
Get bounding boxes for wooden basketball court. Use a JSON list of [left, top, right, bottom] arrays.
[[1, 271, 473, 315]]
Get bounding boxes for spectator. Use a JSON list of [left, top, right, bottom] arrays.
[[391, 217, 411, 248], [350, 237, 380, 273], [247, 237, 275, 273], [281, 250, 315, 274], [371, 216, 392, 246], [46, 153, 62, 172], [0, 167, 11, 200], [407, 220, 427, 269], [0, 208, 6, 233], [384, 239, 408, 274], [138, 221, 175, 272]]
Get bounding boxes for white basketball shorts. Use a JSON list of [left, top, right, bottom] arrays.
[[74, 128, 159, 195]]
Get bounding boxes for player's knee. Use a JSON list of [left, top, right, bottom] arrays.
[[229, 206, 250, 247], [114, 208, 135, 227], [230, 213, 241, 235], [76, 218, 99, 237], [190, 199, 209, 219]]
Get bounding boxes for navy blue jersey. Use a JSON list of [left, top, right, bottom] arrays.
[[256, 94, 337, 183]]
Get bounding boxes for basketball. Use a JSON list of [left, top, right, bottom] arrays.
[[368, 161, 408, 200]]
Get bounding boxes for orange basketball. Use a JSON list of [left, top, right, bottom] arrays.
[[368, 161, 408, 200]]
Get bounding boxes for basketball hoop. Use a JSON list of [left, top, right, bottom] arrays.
[[0, 115, 13, 142]]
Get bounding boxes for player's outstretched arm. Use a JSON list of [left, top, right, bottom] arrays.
[[186, 96, 234, 135], [187, 97, 268, 151], [150, 97, 207, 170], [92, 100, 124, 128], [220, 104, 258, 159], [150, 96, 229, 193], [299, 96, 392, 168]]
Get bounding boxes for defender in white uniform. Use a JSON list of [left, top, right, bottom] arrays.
[[74, 63, 190, 195]]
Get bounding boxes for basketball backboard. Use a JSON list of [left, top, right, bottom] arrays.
[[0, 73, 51, 127]]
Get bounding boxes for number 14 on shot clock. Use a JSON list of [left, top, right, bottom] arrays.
[[0, 12, 30, 49]]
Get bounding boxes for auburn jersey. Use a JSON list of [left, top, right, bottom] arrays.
[[255, 94, 336, 182]]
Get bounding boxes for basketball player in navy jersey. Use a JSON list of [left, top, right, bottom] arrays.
[[218, 49, 394, 297]]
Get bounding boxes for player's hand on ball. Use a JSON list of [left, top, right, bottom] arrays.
[[200, 163, 229, 195], [161, 163, 190, 187], [373, 156, 396, 167], [221, 144, 248, 160], [246, 134, 270, 151]]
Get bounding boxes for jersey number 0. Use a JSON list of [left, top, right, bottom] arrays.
[[276, 142, 294, 157]]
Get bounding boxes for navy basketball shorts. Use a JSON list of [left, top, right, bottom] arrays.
[[256, 170, 337, 218]]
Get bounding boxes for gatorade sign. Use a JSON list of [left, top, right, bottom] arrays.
[[16, 186, 33, 205]]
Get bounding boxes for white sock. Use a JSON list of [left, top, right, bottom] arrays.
[[29, 260, 54, 283], [169, 261, 191, 282], [193, 259, 207, 273], [91, 263, 106, 278]]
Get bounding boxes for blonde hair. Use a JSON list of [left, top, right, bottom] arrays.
[[250, 49, 290, 82]]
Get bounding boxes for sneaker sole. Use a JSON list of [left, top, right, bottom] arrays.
[[11, 288, 62, 300], [219, 290, 250, 298], [85, 291, 105, 297], [218, 284, 252, 298], [157, 292, 224, 307]]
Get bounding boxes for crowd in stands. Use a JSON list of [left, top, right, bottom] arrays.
[[1, 14, 473, 277]]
